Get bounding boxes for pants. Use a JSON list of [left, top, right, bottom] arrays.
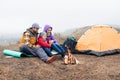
[[42, 47, 53, 57], [19, 44, 49, 62], [52, 43, 66, 57]]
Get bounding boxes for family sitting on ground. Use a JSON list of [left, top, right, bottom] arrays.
[[19, 23, 78, 64]]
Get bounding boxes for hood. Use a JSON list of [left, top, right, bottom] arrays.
[[43, 24, 52, 32]]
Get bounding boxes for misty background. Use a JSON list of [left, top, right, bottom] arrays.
[[0, 0, 120, 45]]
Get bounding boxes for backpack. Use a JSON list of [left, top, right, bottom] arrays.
[[62, 36, 79, 54]]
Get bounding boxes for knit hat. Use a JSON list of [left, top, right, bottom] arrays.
[[39, 32, 46, 37], [32, 23, 40, 28]]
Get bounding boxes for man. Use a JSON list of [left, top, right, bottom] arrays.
[[19, 23, 58, 63]]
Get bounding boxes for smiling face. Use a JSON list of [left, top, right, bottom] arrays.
[[42, 33, 47, 40], [32, 27, 39, 33], [46, 28, 52, 35], [40, 32, 47, 40]]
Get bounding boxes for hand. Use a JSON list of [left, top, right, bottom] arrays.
[[36, 45, 41, 48], [49, 40, 54, 44]]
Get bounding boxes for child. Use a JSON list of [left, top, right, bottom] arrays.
[[37, 32, 54, 57]]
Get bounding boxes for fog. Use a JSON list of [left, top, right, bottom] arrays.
[[0, 0, 120, 34], [0, 0, 120, 45]]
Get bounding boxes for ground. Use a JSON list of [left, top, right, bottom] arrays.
[[0, 44, 120, 80]]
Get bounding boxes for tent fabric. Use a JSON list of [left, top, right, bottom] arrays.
[[75, 25, 120, 56]]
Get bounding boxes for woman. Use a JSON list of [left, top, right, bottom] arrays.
[[43, 24, 66, 57]]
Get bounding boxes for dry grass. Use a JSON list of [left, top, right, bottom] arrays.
[[0, 44, 120, 80]]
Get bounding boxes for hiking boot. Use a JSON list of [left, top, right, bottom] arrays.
[[46, 55, 58, 63]]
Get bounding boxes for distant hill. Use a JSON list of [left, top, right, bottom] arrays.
[[61, 25, 120, 40], [0, 25, 120, 45], [0, 33, 21, 45]]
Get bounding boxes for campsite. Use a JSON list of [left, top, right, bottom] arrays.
[[0, 26, 120, 80]]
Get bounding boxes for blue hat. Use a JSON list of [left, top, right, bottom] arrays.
[[32, 23, 40, 28]]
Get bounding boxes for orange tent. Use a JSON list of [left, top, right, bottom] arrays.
[[75, 25, 120, 56]]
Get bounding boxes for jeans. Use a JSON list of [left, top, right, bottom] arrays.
[[19, 44, 49, 62], [51, 43, 66, 57], [42, 47, 53, 57]]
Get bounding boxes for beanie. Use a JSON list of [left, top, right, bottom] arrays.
[[39, 32, 46, 37], [32, 23, 40, 28]]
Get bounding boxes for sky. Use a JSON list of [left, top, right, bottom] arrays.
[[0, 0, 120, 34]]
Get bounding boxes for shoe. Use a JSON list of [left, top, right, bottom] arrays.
[[46, 55, 58, 63]]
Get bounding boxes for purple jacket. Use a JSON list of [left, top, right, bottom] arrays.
[[43, 24, 57, 43]]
